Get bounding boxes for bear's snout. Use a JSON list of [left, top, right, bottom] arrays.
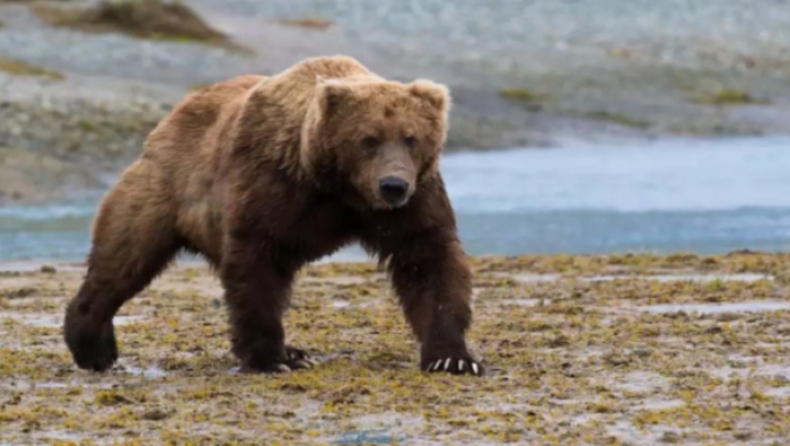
[[378, 176, 410, 207]]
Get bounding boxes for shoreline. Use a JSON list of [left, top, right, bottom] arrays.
[[1, 248, 787, 273]]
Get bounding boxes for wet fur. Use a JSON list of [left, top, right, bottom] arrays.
[[63, 55, 482, 375]]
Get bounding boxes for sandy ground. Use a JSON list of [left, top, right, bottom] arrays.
[[1, 252, 789, 445]]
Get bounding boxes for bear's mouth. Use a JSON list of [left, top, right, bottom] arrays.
[[383, 195, 410, 209]]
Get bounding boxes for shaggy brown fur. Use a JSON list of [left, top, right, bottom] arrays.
[[63, 55, 483, 376]]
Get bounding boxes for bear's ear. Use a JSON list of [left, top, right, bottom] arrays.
[[316, 76, 353, 116], [408, 79, 450, 112]]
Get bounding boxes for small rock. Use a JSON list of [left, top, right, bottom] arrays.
[[771, 374, 790, 385], [603, 352, 632, 367], [139, 407, 175, 421], [728, 360, 749, 369], [40, 265, 56, 274], [659, 431, 681, 443], [715, 313, 741, 322], [733, 431, 753, 441]]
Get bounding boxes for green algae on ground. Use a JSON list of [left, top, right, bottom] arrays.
[[692, 89, 771, 106], [0, 57, 64, 80], [584, 110, 650, 129], [1, 251, 789, 444], [498, 88, 547, 110], [275, 17, 333, 30]]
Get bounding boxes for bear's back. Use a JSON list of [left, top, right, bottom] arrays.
[[146, 74, 265, 155], [279, 55, 376, 83], [245, 55, 379, 117]]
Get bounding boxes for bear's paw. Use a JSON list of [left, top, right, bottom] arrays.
[[424, 357, 484, 376], [240, 346, 317, 374]]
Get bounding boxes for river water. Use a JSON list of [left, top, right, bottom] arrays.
[[0, 136, 788, 262]]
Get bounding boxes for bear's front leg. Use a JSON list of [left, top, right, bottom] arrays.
[[386, 230, 484, 376], [220, 236, 315, 373]]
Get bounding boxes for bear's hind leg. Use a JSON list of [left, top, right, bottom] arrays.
[[64, 164, 182, 371]]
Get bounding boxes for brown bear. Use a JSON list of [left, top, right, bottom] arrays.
[[63, 55, 483, 376]]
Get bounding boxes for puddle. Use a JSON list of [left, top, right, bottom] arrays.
[[326, 413, 422, 445], [0, 313, 62, 328], [16, 381, 70, 390], [765, 387, 790, 397], [570, 413, 601, 427], [23, 430, 85, 443], [606, 420, 665, 444], [39, 381, 69, 389], [633, 399, 685, 411], [612, 371, 671, 393], [589, 273, 771, 283], [509, 273, 562, 283], [0, 313, 146, 328], [509, 272, 772, 284], [122, 365, 168, 379], [755, 363, 790, 377], [641, 300, 790, 315], [501, 298, 542, 306], [304, 276, 369, 285], [1, 380, 73, 391], [332, 428, 407, 445], [329, 299, 380, 310]]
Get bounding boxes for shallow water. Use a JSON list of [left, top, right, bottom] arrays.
[[1, 136, 788, 261]]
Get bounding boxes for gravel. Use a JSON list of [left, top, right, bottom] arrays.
[[190, 0, 790, 74]]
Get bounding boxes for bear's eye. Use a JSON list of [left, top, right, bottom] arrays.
[[404, 136, 418, 149], [362, 136, 381, 149]]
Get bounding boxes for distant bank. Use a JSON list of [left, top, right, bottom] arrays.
[[1, 0, 789, 203]]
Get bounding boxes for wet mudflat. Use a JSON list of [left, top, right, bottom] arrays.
[[1, 252, 789, 445]]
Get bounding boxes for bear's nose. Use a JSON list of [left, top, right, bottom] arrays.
[[378, 176, 409, 205]]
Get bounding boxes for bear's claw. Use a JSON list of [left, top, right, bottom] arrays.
[[272, 347, 317, 373], [285, 346, 316, 365], [424, 357, 484, 376], [240, 346, 317, 374]]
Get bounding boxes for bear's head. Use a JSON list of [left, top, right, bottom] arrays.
[[301, 75, 450, 210]]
